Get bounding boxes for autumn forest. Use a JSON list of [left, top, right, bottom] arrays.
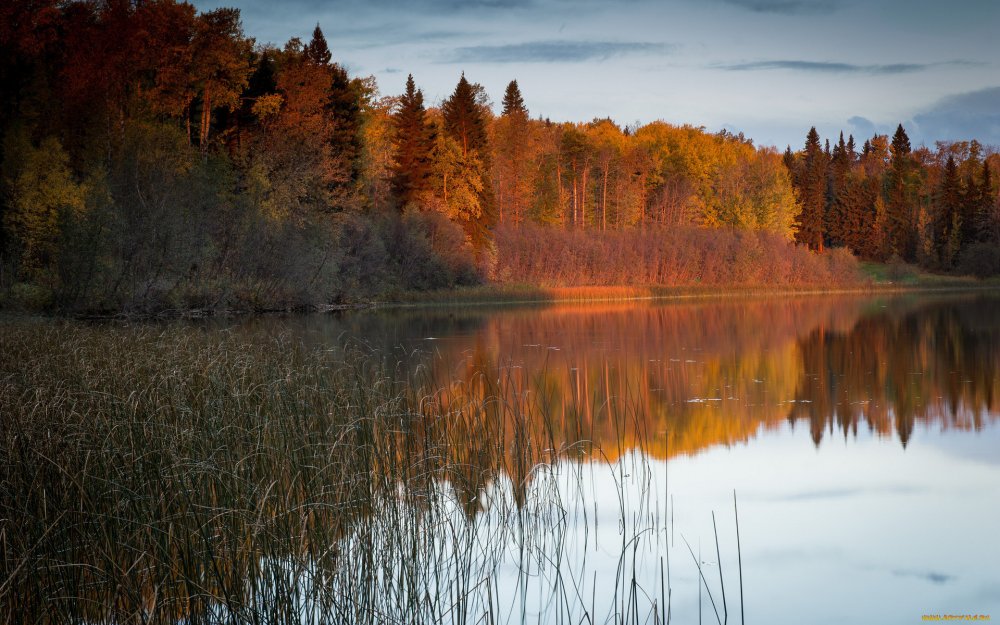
[[2, 1, 1000, 313]]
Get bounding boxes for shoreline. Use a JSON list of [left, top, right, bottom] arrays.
[[4, 278, 999, 322]]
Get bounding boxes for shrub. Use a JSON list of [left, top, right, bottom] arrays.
[[957, 243, 1000, 279], [493, 223, 862, 288]]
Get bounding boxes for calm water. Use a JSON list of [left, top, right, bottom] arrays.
[[280, 292, 1000, 624], [5, 293, 999, 624]]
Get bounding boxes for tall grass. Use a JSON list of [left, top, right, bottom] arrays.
[[0, 320, 741, 624]]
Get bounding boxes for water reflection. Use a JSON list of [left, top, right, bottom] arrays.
[[4, 293, 999, 624], [328, 294, 1000, 461]]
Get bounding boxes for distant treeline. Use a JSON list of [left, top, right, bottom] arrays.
[[786, 127, 1000, 276], [1, 1, 997, 312]]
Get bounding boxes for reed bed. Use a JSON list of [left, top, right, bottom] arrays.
[[0, 320, 742, 624]]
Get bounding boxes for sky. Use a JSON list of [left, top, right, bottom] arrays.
[[191, 0, 1000, 150]]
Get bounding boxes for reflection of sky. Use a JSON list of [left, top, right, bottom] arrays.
[[666, 422, 1000, 624], [349, 421, 1000, 623], [191, 0, 1000, 148]]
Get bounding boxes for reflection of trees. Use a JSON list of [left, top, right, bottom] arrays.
[[5, 296, 999, 623], [412, 295, 1000, 476], [791, 297, 1000, 446]]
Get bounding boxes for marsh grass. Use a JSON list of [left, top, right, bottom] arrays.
[[1, 320, 742, 624]]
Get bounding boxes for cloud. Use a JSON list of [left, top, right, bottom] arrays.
[[912, 86, 1000, 145], [444, 40, 672, 64], [847, 115, 878, 138], [717, 0, 841, 15], [891, 569, 955, 585], [718, 60, 930, 74]]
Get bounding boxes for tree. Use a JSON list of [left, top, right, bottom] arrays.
[[501, 80, 527, 117], [886, 124, 916, 260], [391, 74, 434, 208], [2, 132, 86, 284], [442, 74, 495, 248], [793, 127, 827, 251], [304, 23, 331, 65], [935, 155, 962, 267], [190, 8, 253, 151], [493, 79, 535, 226]]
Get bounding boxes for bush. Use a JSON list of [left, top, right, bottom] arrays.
[[957, 243, 1000, 279], [493, 223, 862, 288]]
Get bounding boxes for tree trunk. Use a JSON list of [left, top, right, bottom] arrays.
[[199, 87, 212, 151]]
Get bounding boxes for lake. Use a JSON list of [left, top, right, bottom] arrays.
[[2, 292, 998, 624]]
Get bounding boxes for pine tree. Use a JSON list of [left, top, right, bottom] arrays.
[[501, 80, 527, 118], [442, 73, 495, 249], [391, 74, 434, 209]]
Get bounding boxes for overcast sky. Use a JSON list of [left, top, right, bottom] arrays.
[[191, 0, 1000, 150]]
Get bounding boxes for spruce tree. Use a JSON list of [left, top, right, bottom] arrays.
[[793, 127, 827, 251], [391, 74, 434, 208], [976, 160, 996, 242], [326, 61, 362, 203], [501, 80, 527, 118], [305, 24, 331, 65], [825, 132, 851, 247], [886, 123, 915, 260], [442, 73, 496, 249], [936, 155, 962, 266], [443, 73, 490, 157]]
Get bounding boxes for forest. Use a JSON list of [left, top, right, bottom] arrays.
[[2, 0, 999, 313]]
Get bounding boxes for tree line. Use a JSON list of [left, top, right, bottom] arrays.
[[787, 125, 1000, 275], [2, 1, 998, 311]]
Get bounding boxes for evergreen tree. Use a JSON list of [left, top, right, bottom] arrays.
[[824, 132, 851, 247], [501, 80, 527, 118], [326, 61, 362, 206], [390, 74, 434, 208], [495, 79, 533, 226], [890, 123, 911, 157], [442, 73, 495, 249], [783, 146, 795, 172], [886, 123, 915, 260], [793, 127, 827, 251], [304, 23, 331, 65], [976, 160, 996, 242], [936, 155, 961, 266]]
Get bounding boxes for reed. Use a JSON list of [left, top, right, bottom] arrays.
[[0, 319, 743, 624]]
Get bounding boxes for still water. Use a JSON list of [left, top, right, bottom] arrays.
[[289, 292, 1000, 624], [6, 292, 998, 624]]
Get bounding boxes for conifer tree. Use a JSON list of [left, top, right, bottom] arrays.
[[495, 79, 533, 226], [501, 80, 527, 118], [974, 160, 996, 243], [825, 132, 851, 247], [304, 24, 331, 65], [793, 127, 827, 251], [442, 73, 496, 249], [391, 74, 434, 208], [886, 123, 915, 259], [935, 155, 962, 266]]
